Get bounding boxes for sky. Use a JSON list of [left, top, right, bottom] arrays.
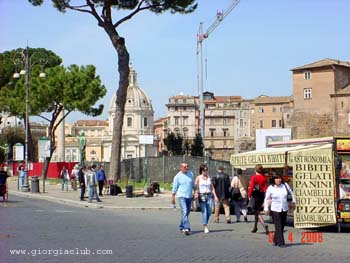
[[1, 0, 350, 124]]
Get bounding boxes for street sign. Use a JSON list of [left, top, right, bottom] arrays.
[[38, 137, 51, 162], [13, 143, 24, 161], [139, 135, 154, 145]]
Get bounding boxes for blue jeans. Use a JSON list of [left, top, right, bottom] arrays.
[[199, 194, 213, 225], [61, 178, 68, 191], [178, 197, 192, 231], [88, 186, 101, 202]]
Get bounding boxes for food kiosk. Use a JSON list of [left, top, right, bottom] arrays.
[[230, 137, 350, 232]]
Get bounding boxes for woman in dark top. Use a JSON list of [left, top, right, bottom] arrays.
[[248, 164, 269, 234]]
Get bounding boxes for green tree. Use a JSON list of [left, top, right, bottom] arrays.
[[0, 127, 25, 163], [0, 48, 62, 161], [190, 133, 204, 157], [0, 57, 106, 178], [163, 131, 184, 156], [27, 0, 197, 181]]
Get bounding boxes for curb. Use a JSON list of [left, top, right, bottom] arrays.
[[9, 190, 173, 210]]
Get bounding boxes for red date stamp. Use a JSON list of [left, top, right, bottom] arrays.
[[268, 231, 323, 243]]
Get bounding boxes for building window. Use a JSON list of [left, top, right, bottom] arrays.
[[272, 120, 276, 128], [143, 117, 148, 127], [304, 88, 312, 99], [174, 117, 179, 125], [183, 127, 188, 138], [240, 119, 243, 127], [223, 118, 226, 126], [175, 106, 178, 111], [183, 116, 188, 125], [279, 119, 282, 127], [280, 107, 283, 112], [304, 71, 311, 80], [223, 129, 227, 137], [127, 117, 132, 127], [210, 129, 215, 137], [260, 120, 264, 128], [259, 107, 264, 113], [272, 107, 276, 113]]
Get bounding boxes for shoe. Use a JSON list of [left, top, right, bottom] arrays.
[[204, 227, 209, 234], [278, 244, 286, 248], [99, 194, 103, 196], [273, 242, 277, 247], [236, 220, 241, 223], [80, 199, 84, 201], [97, 200, 102, 202], [183, 229, 191, 236], [226, 219, 231, 224], [244, 216, 248, 223], [251, 228, 258, 233], [265, 225, 269, 235], [214, 219, 219, 223]]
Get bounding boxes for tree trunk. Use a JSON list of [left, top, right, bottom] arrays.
[[41, 156, 52, 180], [104, 26, 130, 182]]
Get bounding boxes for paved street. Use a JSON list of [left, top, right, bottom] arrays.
[[1, 192, 350, 263]]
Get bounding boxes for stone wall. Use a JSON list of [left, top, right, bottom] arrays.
[[286, 111, 334, 139]]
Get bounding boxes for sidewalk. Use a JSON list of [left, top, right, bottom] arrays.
[[6, 177, 173, 210]]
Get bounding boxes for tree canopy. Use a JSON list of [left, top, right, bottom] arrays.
[[163, 132, 184, 156], [0, 47, 107, 177], [27, 0, 198, 181]]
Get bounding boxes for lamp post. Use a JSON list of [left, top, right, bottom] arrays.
[[13, 46, 47, 192]]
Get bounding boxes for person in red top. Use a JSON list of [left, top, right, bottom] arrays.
[[248, 164, 269, 234]]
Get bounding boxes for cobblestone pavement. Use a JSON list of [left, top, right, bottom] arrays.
[[6, 177, 174, 209], [2, 177, 350, 263]]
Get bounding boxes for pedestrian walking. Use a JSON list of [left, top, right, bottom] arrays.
[[194, 164, 218, 233], [171, 162, 195, 235], [231, 173, 248, 223], [78, 165, 86, 201], [248, 164, 269, 234], [60, 166, 69, 191], [70, 164, 79, 191], [212, 166, 231, 224], [85, 164, 102, 203], [264, 174, 295, 247], [96, 165, 107, 196], [18, 165, 25, 189]]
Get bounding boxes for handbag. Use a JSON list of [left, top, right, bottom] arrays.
[[198, 193, 208, 203], [251, 176, 260, 198], [231, 187, 242, 201], [284, 184, 293, 202], [247, 197, 256, 214]]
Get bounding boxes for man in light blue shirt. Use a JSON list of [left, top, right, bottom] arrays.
[[171, 162, 195, 235]]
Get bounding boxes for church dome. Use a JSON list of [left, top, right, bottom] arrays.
[[109, 65, 153, 113]]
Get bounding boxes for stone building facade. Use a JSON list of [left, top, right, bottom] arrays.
[[288, 59, 350, 138], [165, 91, 253, 160], [250, 95, 294, 138]]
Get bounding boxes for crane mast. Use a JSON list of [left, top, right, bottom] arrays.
[[196, 0, 240, 148]]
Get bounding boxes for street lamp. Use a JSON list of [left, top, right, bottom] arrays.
[[13, 46, 47, 192]]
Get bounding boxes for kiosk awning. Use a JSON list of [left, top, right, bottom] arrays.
[[230, 144, 332, 169]]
